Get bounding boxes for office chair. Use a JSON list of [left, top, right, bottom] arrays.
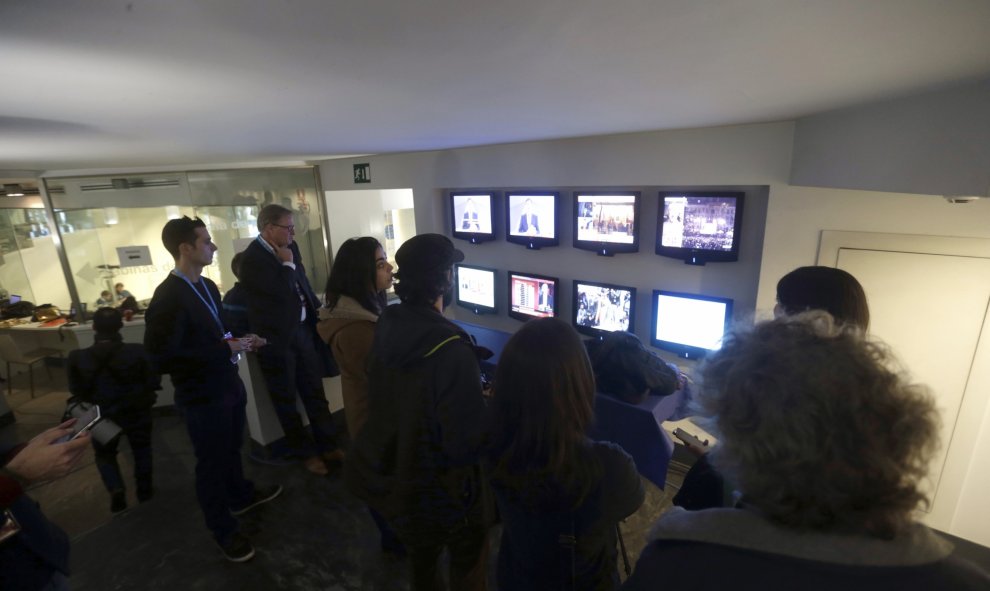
[[0, 335, 62, 399]]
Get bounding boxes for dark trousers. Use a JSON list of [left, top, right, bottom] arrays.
[[92, 409, 153, 496], [257, 325, 337, 457], [395, 511, 489, 591], [181, 384, 255, 544]]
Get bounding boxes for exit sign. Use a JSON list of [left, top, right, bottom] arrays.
[[353, 163, 370, 184]]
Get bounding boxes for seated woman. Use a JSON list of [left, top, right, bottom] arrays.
[[622, 313, 989, 590], [673, 265, 870, 510], [487, 318, 644, 591]]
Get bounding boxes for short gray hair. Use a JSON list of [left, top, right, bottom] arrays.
[[699, 311, 939, 538], [257, 204, 292, 231]]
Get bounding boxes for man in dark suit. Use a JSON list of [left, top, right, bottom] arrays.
[[144, 216, 281, 563], [239, 204, 342, 476]]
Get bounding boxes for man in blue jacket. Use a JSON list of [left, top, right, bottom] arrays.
[[144, 216, 281, 563]]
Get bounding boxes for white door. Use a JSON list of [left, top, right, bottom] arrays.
[[819, 231, 990, 546]]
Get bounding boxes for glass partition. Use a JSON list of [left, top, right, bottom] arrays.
[[44, 167, 328, 316], [0, 204, 64, 308]]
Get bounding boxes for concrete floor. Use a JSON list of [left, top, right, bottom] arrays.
[[1, 365, 685, 590]]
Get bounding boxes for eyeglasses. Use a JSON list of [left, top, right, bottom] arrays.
[[271, 223, 295, 231]]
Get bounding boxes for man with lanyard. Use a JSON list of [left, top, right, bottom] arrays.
[[239, 204, 342, 476], [144, 216, 282, 563]]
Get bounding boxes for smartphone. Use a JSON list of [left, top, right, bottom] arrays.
[[56, 405, 101, 443]]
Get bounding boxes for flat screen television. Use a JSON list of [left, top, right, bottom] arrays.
[[455, 264, 497, 315], [572, 279, 636, 338], [650, 290, 733, 360], [505, 191, 559, 249], [450, 192, 496, 244], [507, 271, 558, 321], [656, 192, 744, 265], [573, 192, 640, 256]]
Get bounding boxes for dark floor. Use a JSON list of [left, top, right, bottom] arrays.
[[1, 367, 685, 590]]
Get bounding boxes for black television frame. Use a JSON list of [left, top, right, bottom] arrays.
[[454, 263, 498, 315], [506, 270, 559, 322], [571, 278, 636, 338], [505, 191, 560, 250], [572, 191, 640, 257], [650, 289, 733, 360], [655, 191, 744, 265], [450, 191, 497, 244]]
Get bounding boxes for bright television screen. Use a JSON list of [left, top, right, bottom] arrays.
[[651, 290, 733, 359], [506, 192, 558, 248], [657, 192, 743, 264], [508, 271, 557, 321], [450, 192, 496, 243], [455, 264, 497, 314], [573, 280, 635, 337]]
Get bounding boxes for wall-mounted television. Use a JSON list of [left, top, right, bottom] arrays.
[[505, 191, 559, 249], [450, 192, 496, 244], [650, 290, 733, 360], [572, 279, 636, 338], [455, 264, 497, 315], [656, 192, 743, 265], [573, 192, 640, 256], [507, 271, 558, 321]]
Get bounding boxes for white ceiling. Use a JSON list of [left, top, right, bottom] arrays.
[[2, 0, 989, 174]]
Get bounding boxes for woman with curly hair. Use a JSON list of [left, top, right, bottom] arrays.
[[623, 312, 989, 590], [488, 318, 644, 590]]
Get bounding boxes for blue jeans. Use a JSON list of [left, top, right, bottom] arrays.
[[181, 383, 255, 544]]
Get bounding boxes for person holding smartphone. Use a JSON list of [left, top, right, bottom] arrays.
[[0, 421, 90, 590]]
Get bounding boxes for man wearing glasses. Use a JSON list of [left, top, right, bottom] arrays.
[[240, 204, 343, 475]]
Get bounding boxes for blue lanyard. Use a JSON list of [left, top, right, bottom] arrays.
[[171, 270, 224, 334]]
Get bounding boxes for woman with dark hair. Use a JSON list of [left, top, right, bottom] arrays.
[[318, 237, 392, 436], [488, 318, 644, 590], [775, 265, 870, 329], [623, 313, 989, 590], [317, 236, 400, 553]]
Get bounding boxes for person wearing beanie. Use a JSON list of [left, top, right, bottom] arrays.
[[67, 306, 161, 514], [345, 233, 491, 590]]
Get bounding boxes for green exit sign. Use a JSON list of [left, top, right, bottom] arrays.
[[353, 163, 370, 184]]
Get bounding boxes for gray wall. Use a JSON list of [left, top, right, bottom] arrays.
[[790, 78, 990, 197], [319, 123, 788, 364]]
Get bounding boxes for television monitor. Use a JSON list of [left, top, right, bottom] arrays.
[[505, 192, 559, 249], [450, 192, 497, 244], [507, 271, 558, 321], [650, 290, 733, 360], [572, 279, 636, 338], [656, 192, 744, 265], [573, 192, 640, 256], [455, 264, 497, 315], [8, 295, 20, 304]]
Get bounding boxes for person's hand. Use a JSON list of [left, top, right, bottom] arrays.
[[243, 334, 267, 351], [275, 245, 293, 264], [5, 420, 90, 484], [226, 338, 249, 354]]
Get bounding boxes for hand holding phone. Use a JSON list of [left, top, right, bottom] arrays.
[[55, 405, 101, 443], [5, 420, 90, 483]]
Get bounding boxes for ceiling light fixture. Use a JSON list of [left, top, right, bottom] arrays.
[[3, 184, 25, 197]]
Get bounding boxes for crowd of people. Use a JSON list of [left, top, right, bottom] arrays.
[[1, 210, 988, 589]]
